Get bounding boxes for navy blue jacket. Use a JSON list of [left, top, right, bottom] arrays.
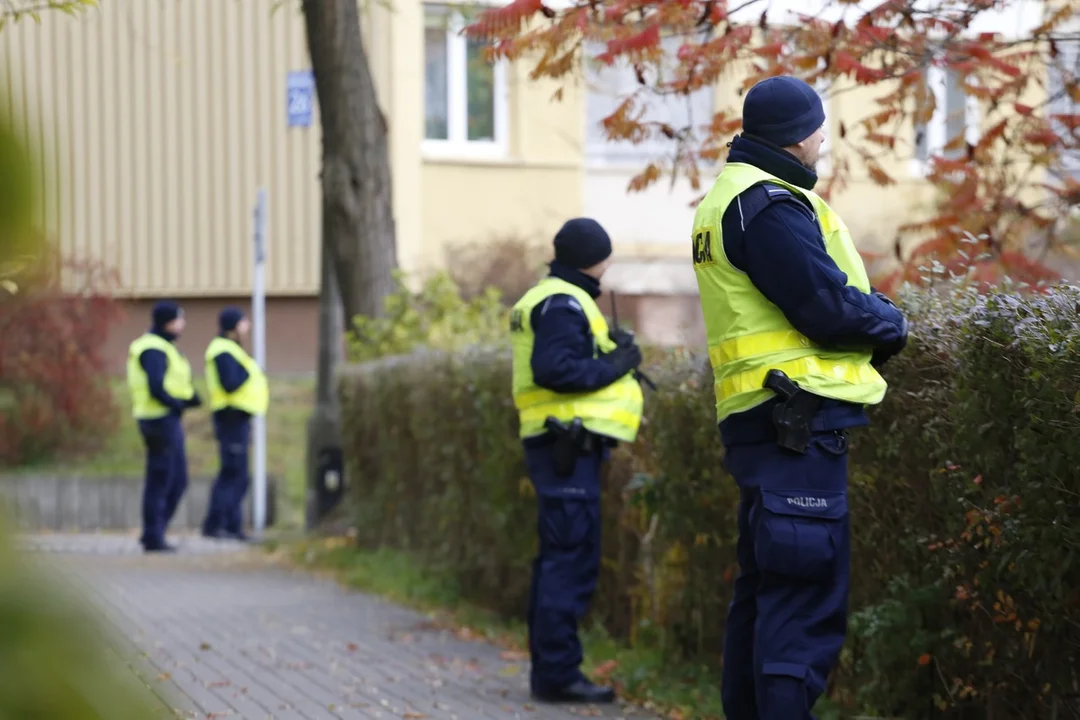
[[138, 328, 186, 416], [212, 337, 252, 425], [523, 261, 621, 448], [717, 134, 907, 445]]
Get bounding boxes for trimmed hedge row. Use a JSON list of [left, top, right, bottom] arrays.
[[339, 285, 1080, 719]]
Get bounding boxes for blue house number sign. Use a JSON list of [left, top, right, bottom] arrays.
[[287, 70, 315, 128]]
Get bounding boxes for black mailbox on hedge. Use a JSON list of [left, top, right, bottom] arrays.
[[314, 445, 345, 517]]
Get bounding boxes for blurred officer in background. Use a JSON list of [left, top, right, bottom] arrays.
[[692, 76, 909, 719], [509, 218, 646, 704], [202, 307, 268, 541], [126, 300, 200, 553]]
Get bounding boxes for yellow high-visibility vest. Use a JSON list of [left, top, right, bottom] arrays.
[[510, 277, 644, 443], [204, 336, 269, 416], [692, 162, 887, 423], [126, 333, 195, 420]]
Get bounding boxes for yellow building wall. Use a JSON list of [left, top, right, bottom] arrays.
[[1, 0, 322, 297], [420, 64, 584, 264], [2, 0, 583, 295]]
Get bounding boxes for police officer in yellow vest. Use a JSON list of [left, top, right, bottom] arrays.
[[692, 76, 909, 719], [510, 218, 645, 705], [126, 300, 201, 553], [201, 307, 268, 541]]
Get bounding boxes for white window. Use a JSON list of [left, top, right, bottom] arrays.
[[584, 35, 715, 166], [423, 4, 508, 158], [815, 79, 833, 177], [912, 63, 980, 177], [1047, 35, 1080, 183]]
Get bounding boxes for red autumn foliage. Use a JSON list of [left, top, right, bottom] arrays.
[[0, 244, 124, 466], [467, 0, 1080, 293]]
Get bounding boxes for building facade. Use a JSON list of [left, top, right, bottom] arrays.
[[0, 0, 1047, 371]]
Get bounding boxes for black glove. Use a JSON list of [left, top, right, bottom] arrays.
[[871, 315, 909, 368], [185, 392, 203, 409], [608, 328, 635, 349], [604, 343, 643, 377]]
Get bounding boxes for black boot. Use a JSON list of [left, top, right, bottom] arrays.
[[532, 680, 616, 704], [143, 543, 177, 554]]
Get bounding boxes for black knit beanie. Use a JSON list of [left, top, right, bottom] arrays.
[[151, 300, 181, 329], [553, 218, 612, 270], [742, 76, 826, 147], [219, 306, 244, 333]]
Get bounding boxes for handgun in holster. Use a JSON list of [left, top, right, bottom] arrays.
[[762, 369, 824, 454], [544, 416, 586, 477]]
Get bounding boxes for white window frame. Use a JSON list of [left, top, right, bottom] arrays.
[[583, 35, 715, 169], [910, 61, 981, 178], [1047, 33, 1080, 184], [815, 78, 833, 178], [422, 4, 510, 160]]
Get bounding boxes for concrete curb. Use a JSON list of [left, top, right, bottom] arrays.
[[0, 474, 277, 532]]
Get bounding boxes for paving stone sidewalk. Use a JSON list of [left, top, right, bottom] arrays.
[[22, 533, 660, 720]]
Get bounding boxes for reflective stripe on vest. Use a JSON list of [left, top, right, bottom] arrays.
[[692, 162, 887, 423], [205, 336, 270, 416], [509, 277, 644, 443], [126, 333, 195, 419]]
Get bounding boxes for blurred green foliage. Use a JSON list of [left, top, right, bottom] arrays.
[[0, 102, 39, 294], [0, 522, 167, 718], [0, 60, 165, 717]]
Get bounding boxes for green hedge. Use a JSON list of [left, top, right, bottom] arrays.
[[339, 284, 1080, 719]]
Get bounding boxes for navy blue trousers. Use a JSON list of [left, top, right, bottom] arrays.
[[203, 415, 251, 536], [524, 442, 606, 695], [720, 430, 851, 720], [138, 414, 189, 549]]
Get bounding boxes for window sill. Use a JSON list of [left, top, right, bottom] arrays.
[[421, 145, 579, 171], [585, 155, 666, 171], [422, 151, 516, 168], [422, 139, 509, 163]]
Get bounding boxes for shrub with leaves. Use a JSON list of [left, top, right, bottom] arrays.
[[445, 233, 548, 306], [341, 279, 1080, 718], [0, 247, 123, 467], [346, 270, 509, 363]]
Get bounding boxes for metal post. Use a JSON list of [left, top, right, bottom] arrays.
[[252, 188, 268, 535]]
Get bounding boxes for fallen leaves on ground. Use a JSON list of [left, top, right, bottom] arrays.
[[592, 659, 619, 678]]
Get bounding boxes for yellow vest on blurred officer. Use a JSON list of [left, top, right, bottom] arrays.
[[201, 307, 267, 542], [125, 300, 200, 554]]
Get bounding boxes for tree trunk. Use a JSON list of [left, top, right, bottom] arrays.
[[302, 0, 397, 329], [305, 239, 346, 530], [302, 0, 392, 528]]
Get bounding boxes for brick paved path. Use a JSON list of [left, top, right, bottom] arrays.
[[23, 533, 659, 720]]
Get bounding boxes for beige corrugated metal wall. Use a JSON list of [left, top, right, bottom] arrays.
[[1, 0, 321, 297]]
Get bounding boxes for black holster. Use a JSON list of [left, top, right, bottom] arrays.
[[544, 416, 587, 477], [762, 369, 824, 454]]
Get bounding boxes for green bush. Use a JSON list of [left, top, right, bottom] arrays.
[[346, 270, 507, 362], [338, 281, 1080, 719]]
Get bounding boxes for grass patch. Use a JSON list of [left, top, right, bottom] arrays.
[[10, 376, 315, 528], [281, 537, 731, 719]]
